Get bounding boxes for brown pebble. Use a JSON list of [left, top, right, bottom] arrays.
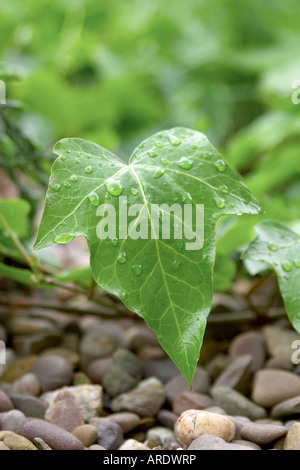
[[72, 424, 98, 447]]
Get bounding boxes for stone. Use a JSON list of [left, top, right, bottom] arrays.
[[119, 439, 150, 450], [265, 356, 294, 370], [263, 326, 300, 363], [33, 437, 52, 450], [205, 354, 232, 381], [146, 426, 173, 443], [111, 377, 165, 417], [41, 348, 79, 369], [229, 331, 266, 372], [42, 384, 103, 421], [88, 444, 107, 450], [90, 417, 123, 450], [12, 332, 61, 356], [0, 390, 14, 412], [172, 391, 213, 415], [45, 389, 84, 432], [228, 416, 251, 440], [1, 431, 37, 450], [165, 368, 210, 404], [252, 369, 300, 407], [102, 348, 143, 397], [284, 423, 300, 450], [72, 424, 98, 447], [32, 355, 73, 393], [9, 394, 46, 419], [187, 434, 227, 450], [143, 359, 180, 383], [212, 386, 267, 420], [22, 419, 84, 450], [1, 356, 38, 383], [73, 371, 92, 386], [175, 410, 235, 447], [87, 358, 111, 383], [240, 422, 287, 445], [79, 332, 119, 370], [0, 410, 26, 433], [125, 326, 160, 351], [231, 440, 261, 450], [157, 410, 178, 429], [212, 355, 252, 394], [12, 373, 40, 396], [0, 442, 10, 450], [107, 412, 141, 434], [271, 396, 300, 419]]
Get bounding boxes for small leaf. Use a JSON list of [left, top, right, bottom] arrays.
[[34, 128, 260, 384], [0, 199, 30, 239], [242, 221, 300, 332]]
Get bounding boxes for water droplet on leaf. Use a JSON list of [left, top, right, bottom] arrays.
[[85, 166, 93, 174], [214, 197, 225, 209], [117, 252, 127, 264], [89, 192, 100, 207], [215, 160, 226, 172], [131, 265, 142, 276], [70, 175, 78, 183], [171, 259, 182, 271], [52, 184, 61, 192], [178, 157, 193, 170], [169, 136, 181, 146], [131, 188, 139, 196], [153, 168, 165, 179], [268, 244, 279, 252], [54, 234, 75, 244], [148, 150, 157, 158], [106, 180, 124, 196], [281, 261, 293, 272]]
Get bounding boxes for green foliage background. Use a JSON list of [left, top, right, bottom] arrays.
[[0, 0, 299, 295]]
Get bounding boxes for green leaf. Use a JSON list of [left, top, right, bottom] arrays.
[[34, 127, 260, 384], [0, 262, 38, 287], [0, 199, 30, 239], [242, 221, 300, 332]]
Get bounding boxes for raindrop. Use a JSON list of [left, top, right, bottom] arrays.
[[171, 259, 182, 271], [52, 184, 61, 192], [203, 151, 212, 160], [64, 182, 71, 189], [119, 291, 127, 300], [153, 168, 165, 179], [214, 197, 225, 209], [281, 261, 293, 272], [215, 160, 226, 172], [59, 155, 66, 161], [294, 260, 300, 268], [220, 184, 229, 193], [54, 234, 75, 244], [178, 157, 193, 170], [191, 145, 199, 149], [85, 166, 93, 174], [111, 238, 118, 247], [268, 244, 279, 252], [198, 162, 203, 167], [70, 175, 78, 183], [106, 180, 124, 196], [75, 159, 80, 164], [131, 188, 139, 196], [155, 139, 164, 148], [117, 252, 127, 264], [169, 136, 181, 146], [131, 264, 142, 276], [89, 192, 100, 207], [148, 150, 158, 158], [161, 158, 169, 166]]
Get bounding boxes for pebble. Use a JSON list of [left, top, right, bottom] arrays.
[[205, 354, 232, 381], [73, 371, 92, 386], [265, 357, 294, 370], [32, 355, 73, 392], [22, 419, 84, 450], [263, 326, 300, 362], [111, 377, 165, 417], [271, 395, 300, 419], [42, 384, 103, 421], [102, 348, 143, 397], [87, 358, 111, 383], [157, 409, 178, 429], [89, 417, 123, 450], [284, 423, 300, 450], [79, 332, 119, 370], [146, 426, 173, 443], [72, 424, 98, 447], [143, 359, 180, 383], [45, 389, 84, 431], [231, 439, 261, 450], [212, 386, 267, 420], [175, 409, 235, 447], [33, 437, 52, 450], [172, 391, 213, 415], [107, 412, 141, 434], [125, 326, 160, 351], [229, 331, 266, 372], [9, 393, 46, 418], [212, 355, 253, 394], [41, 348, 79, 369], [0, 431, 37, 450], [0, 390, 14, 412], [88, 444, 106, 450], [240, 422, 287, 445], [13, 331, 61, 356], [187, 434, 227, 450], [119, 439, 150, 450], [252, 369, 300, 407], [0, 442, 10, 450], [11, 373, 40, 396], [165, 368, 210, 404], [1, 356, 38, 383], [0, 410, 26, 433]]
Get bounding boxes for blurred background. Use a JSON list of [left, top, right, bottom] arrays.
[[0, 0, 300, 289]]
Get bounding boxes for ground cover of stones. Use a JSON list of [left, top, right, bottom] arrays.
[[1, 285, 300, 451]]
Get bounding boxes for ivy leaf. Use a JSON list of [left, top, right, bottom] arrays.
[[34, 127, 260, 384], [242, 221, 300, 332]]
